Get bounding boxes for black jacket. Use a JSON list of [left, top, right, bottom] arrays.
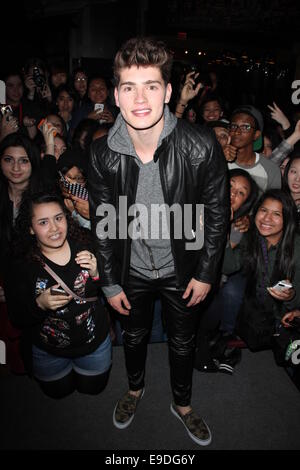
[[88, 118, 230, 288]]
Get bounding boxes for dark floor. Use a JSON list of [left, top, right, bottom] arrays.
[[1, 343, 300, 451]]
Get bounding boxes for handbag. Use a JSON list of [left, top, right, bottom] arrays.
[[43, 262, 98, 302]]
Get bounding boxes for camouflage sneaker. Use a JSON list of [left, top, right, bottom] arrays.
[[113, 389, 145, 429], [170, 403, 212, 446]]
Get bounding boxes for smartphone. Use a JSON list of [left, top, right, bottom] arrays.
[[0, 104, 13, 116], [38, 118, 57, 136], [94, 103, 104, 113], [1, 104, 15, 123], [59, 171, 88, 200], [50, 287, 69, 296], [271, 281, 293, 291]]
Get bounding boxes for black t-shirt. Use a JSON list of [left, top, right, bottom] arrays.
[[5, 239, 109, 358]]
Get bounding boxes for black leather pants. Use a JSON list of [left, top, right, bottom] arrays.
[[119, 275, 200, 406]]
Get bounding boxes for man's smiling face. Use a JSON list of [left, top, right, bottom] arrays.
[[114, 65, 172, 132]]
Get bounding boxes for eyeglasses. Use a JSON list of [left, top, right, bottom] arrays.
[[75, 77, 87, 82], [229, 123, 255, 133]]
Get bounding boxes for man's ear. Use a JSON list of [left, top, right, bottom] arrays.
[[114, 87, 120, 108], [164, 83, 172, 104]]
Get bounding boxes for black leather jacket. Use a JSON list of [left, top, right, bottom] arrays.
[[88, 119, 230, 289]]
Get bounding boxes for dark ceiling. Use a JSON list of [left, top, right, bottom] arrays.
[[2, 0, 299, 75], [164, 0, 300, 34], [21, 0, 300, 38]]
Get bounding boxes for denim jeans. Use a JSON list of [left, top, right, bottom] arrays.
[[32, 334, 112, 382], [219, 272, 247, 334]]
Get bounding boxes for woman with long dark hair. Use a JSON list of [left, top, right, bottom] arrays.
[[5, 192, 111, 398], [0, 133, 47, 265], [282, 155, 300, 226], [223, 189, 300, 350], [0, 133, 56, 374]]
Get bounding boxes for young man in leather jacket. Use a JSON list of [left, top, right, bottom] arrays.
[[88, 37, 230, 446]]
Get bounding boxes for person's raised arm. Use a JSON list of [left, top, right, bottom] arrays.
[[175, 72, 203, 119], [268, 102, 291, 130]]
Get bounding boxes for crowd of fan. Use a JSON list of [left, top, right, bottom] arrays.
[[0, 56, 300, 391]]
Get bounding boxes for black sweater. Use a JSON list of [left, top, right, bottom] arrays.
[[5, 240, 109, 358]]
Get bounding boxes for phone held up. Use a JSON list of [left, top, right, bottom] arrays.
[[37, 118, 57, 136], [1, 104, 14, 121], [94, 103, 104, 113], [271, 280, 293, 292], [59, 171, 88, 201], [94, 103, 107, 124]]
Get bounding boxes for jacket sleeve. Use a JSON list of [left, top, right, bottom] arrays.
[[269, 140, 293, 166], [88, 139, 121, 288], [194, 132, 230, 284]]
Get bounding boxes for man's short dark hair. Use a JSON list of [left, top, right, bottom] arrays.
[[113, 37, 173, 86]]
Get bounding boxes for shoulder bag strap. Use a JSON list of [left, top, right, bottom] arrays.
[[43, 262, 98, 302]]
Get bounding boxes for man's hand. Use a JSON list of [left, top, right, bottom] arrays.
[[182, 278, 211, 307], [107, 290, 131, 316]]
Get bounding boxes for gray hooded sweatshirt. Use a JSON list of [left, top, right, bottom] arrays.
[[102, 105, 177, 298]]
